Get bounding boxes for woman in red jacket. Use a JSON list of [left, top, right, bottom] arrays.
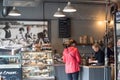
[[62, 39, 81, 80]]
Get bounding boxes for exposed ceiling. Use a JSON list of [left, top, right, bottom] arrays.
[[2, 0, 120, 7], [43, 0, 118, 3]]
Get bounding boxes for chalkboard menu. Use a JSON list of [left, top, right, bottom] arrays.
[[0, 68, 22, 80], [59, 17, 71, 38]]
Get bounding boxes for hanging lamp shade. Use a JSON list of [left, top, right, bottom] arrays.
[[63, 2, 77, 12], [8, 7, 21, 16], [53, 8, 66, 17]]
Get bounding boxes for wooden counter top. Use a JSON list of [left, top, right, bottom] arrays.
[[54, 64, 107, 68], [83, 65, 105, 68]]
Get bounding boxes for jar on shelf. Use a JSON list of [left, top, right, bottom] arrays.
[[89, 36, 94, 44], [79, 36, 83, 44], [83, 35, 88, 44]]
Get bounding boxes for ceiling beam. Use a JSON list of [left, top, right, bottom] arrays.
[[43, 0, 113, 5]]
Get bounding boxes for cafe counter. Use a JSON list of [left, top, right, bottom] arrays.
[[54, 64, 111, 80]]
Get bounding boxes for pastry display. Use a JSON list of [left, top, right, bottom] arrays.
[[22, 51, 54, 78]]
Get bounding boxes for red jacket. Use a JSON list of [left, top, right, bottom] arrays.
[[62, 46, 81, 73]]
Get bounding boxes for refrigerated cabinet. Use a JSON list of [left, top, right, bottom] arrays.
[[22, 50, 55, 80], [0, 48, 22, 80]]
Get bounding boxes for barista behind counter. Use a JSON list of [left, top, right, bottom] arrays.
[[88, 43, 105, 66]]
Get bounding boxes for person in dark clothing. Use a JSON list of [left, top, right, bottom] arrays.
[[89, 43, 105, 66], [37, 29, 48, 43], [107, 47, 114, 58], [107, 42, 114, 64], [107, 42, 114, 58], [101, 42, 114, 65], [3, 22, 11, 38], [25, 26, 32, 40]]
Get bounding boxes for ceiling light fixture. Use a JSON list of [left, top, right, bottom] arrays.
[[63, 1, 77, 12], [53, 8, 66, 17], [8, 7, 21, 16]]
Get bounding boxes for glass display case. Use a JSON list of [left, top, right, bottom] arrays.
[[0, 48, 22, 80], [115, 11, 120, 80], [22, 50, 55, 80]]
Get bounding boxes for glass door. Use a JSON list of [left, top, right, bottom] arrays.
[[114, 11, 120, 80]]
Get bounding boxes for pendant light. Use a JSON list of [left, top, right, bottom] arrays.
[[53, 8, 66, 17], [8, 7, 21, 16], [63, 1, 77, 12]]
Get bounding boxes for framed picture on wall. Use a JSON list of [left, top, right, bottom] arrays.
[[0, 20, 50, 47]]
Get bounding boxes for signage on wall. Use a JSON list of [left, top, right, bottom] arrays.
[[59, 17, 71, 38], [0, 68, 22, 80], [116, 11, 120, 22], [0, 20, 50, 48]]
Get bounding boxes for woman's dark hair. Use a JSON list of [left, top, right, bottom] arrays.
[[92, 43, 101, 49], [19, 27, 24, 31], [3, 22, 10, 29], [69, 39, 77, 46], [63, 39, 77, 48]]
